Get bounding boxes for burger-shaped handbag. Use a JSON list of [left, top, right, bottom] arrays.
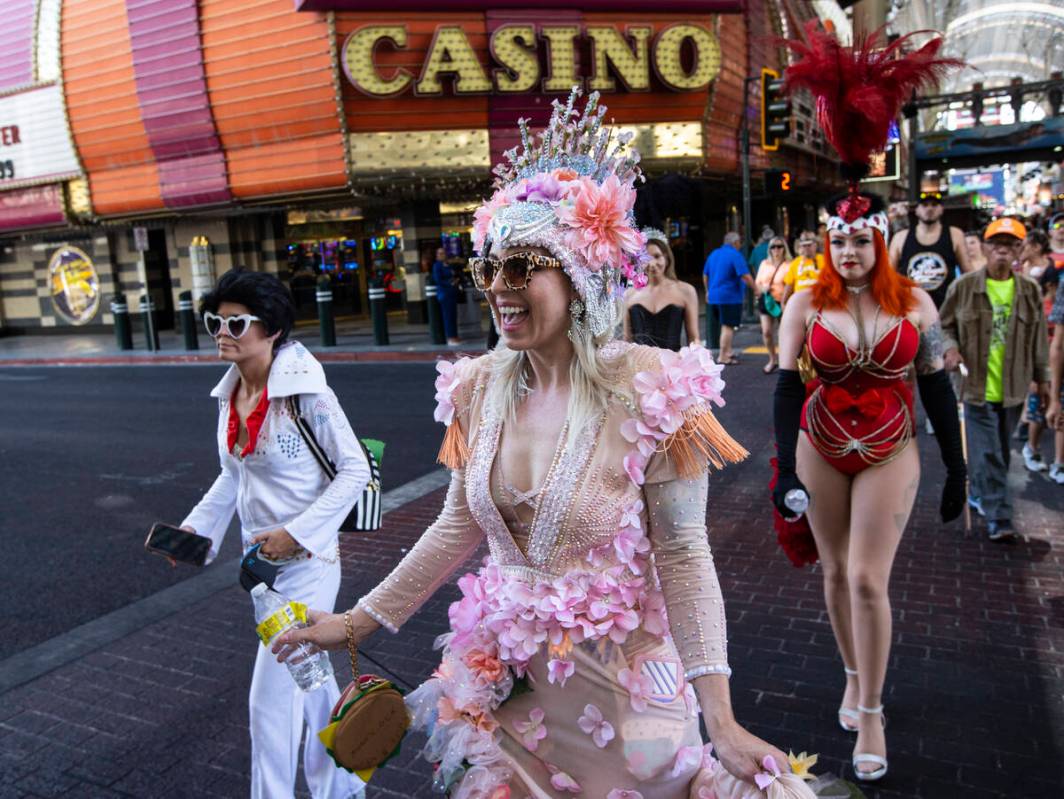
[[317, 610, 410, 782]]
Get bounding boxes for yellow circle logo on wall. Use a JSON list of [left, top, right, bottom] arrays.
[[49, 246, 100, 325]]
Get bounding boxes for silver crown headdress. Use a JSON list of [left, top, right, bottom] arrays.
[[473, 88, 647, 339]]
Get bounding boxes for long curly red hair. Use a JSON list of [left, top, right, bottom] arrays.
[[811, 229, 916, 318]]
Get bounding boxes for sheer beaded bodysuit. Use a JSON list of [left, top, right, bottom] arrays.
[[357, 342, 743, 798]]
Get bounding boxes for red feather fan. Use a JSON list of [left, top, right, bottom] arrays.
[[783, 22, 962, 184], [769, 457, 818, 568]]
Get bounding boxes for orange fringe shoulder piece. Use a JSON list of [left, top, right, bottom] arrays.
[[437, 415, 471, 470], [434, 356, 484, 470], [660, 405, 749, 480]]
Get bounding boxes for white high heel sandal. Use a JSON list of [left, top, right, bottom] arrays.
[[838, 667, 859, 732], [852, 704, 888, 782]]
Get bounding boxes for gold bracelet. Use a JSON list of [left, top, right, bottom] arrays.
[[344, 609, 359, 680]]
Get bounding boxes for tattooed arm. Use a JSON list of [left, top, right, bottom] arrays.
[[913, 289, 945, 375], [915, 321, 946, 375]]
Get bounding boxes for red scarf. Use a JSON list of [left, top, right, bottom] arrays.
[[228, 385, 270, 457]]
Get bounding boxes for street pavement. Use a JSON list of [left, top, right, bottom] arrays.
[[0, 362, 439, 659], [1, 342, 1062, 798]]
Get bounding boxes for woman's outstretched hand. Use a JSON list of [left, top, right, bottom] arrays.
[[710, 720, 791, 785], [271, 609, 346, 662]]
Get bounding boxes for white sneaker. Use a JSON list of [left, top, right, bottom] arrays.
[[1049, 463, 1064, 485], [1023, 444, 1048, 472]]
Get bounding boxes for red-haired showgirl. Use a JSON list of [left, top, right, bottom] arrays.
[[772, 192, 966, 782]]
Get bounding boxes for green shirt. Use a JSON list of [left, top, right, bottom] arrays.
[[985, 276, 1015, 403]]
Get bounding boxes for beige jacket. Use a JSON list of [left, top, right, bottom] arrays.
[[939, 269, 1049, 407]]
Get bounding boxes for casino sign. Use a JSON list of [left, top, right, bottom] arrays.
[[343, 23, 721, 97]]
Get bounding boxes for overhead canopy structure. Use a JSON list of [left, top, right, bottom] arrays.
[[889, 1, 1064, 90]]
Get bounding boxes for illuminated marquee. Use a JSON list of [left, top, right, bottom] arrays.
[[342, 23, 721, 97]]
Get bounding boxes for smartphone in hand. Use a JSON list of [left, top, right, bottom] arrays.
[[145, 523, 211, 566]]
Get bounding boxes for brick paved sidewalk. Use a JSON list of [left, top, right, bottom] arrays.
[[1, 366, 1061, 798]]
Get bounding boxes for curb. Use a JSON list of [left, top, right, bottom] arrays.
[[0, 349, 487, 368]]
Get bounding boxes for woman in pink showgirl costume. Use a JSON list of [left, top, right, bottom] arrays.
[[277, 90, 806, 798]]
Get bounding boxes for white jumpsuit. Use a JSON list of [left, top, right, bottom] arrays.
[[183, 342, 369, 799]]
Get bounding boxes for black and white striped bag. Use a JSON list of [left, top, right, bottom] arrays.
[[287, 397, 383, 532]]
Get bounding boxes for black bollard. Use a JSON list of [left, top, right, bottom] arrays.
[[111, 293, 133, 351], [369, 284, 389, 346], [425, 284, 446, 345], [316, 283, 336, 347], [140, 293, 159, 351], [178, 290, 199, 350]]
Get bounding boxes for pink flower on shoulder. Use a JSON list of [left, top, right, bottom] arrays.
[[680, 344, 726, 407], [577, 703, 615, 749], [547, 658, 575, 687], [513, 707, 548, 752], [433, 357, 469, 425], [617, 667, 653, 713]]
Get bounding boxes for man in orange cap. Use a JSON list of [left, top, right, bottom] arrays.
[[940, 217, 1050, 541]]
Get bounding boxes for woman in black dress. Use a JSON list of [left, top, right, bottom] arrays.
[[624, 228, 701, 350]]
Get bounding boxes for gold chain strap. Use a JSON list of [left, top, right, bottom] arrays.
[[344, 609, 360, 680]]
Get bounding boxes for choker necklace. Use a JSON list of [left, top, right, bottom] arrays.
[[846, 282, 870, 294]]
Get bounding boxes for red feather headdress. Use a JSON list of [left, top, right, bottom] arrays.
[[783, 22, 962, 217]]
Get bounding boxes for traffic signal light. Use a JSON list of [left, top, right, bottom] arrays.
[[761, 68, 791, 151], [765, 169, 793, 195]]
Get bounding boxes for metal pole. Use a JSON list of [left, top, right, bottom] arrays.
[[908, 111, 921, 204], [140, 294, 159, 351], [138, 252, 157, 352], [740, 75, 759, 325]]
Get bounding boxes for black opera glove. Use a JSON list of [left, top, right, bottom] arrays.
[[917, 369, 967, 522], [772, 369, 809, 517]]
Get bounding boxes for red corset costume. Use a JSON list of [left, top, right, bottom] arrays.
[[801, 310, 919, 475]]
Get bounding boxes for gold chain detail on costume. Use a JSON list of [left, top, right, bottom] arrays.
[[805, 387, 914, 466], [813, 310, 911, 383]]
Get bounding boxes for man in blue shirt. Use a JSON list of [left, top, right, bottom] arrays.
[[703, 231, 756, 364]]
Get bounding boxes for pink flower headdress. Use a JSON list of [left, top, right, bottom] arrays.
[[474, 87, 648, 338]]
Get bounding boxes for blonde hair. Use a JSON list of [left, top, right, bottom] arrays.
[[768, 236, 792, 262], [646, 238, 677, 280], [487, 296, 624, 445]]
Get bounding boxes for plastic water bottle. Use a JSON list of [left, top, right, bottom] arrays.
[[783, 488, 809, 520], [250, 583, 333, 692]]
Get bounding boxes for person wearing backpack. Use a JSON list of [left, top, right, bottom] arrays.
[[180, 268, 369, 799]]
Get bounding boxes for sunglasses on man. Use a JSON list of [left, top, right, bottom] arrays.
[[470, 252, 564, 291], [918, 192, 943, 204], [203, 312, 262, 339]]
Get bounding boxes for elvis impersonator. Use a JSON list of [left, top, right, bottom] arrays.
[[180, 269, 370, 799]]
